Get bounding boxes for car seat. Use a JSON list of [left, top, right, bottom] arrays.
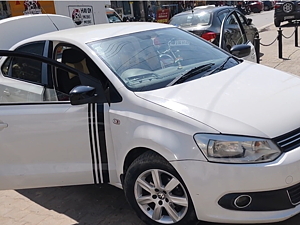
[[56, 48, 86, 95]]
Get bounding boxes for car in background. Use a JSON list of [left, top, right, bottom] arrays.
[[168, 6, 258, 57], [274, 1, 300, 27], [0, 14, 75, 50], [106, 7, 122, 23], [246, 1, 264, 12], [262, 1, 275, 10]]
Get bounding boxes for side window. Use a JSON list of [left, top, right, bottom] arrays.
[[224, 13, 246, 46], [1, 42, 45, 84], [53, 44, 109, 101]]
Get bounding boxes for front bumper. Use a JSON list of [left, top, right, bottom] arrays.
[[171, 147, 300, 223]]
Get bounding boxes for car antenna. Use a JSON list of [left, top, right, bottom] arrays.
[[41, 6, 59, 31], [47, 14, 59, 31]]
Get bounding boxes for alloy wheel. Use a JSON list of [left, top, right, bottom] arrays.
[[134, 169, 188, 224], [282, 2, 293, 13]]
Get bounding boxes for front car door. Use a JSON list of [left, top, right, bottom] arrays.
[[219, 10, 256, 62], [0, 48, 109, 190], [235, 10, 257, 43]]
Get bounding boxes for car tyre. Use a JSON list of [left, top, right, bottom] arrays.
[[274, 19, 281, 27], [252, 7, 259, 13], [123, 151, 198, 225], [264, 5, 270, 11]]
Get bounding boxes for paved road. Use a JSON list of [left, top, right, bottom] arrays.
[[1, 183, 299, 225], [247, 9, 274, 29]]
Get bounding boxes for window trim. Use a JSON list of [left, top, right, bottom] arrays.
[[219, 10, 248, 49], [1, 41, 47, 86], [0, 50, 108, 104]]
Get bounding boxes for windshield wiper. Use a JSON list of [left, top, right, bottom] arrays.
[[167, 63, 215, 86], [206, 56, 239, 76]]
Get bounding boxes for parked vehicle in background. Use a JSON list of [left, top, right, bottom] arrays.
[[274, 1, 300, 27], [0, 14, 74, 50], [262, 1, 275, 10], [168, 6, 258, 61], [106, 7, 122, 23], [246, 1, 264, 13], [7, 0, 119, 26], [236, 1, 252, 15]]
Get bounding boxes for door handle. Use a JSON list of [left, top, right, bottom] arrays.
[[0, 122, 8, 131]]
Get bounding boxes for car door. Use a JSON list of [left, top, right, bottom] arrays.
[[219, 10, 257, 62], [235, 10, 257, 43], [0, 48, 110, 190]]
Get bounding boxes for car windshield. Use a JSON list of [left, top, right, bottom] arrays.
[[87, 27, 237, 92], [169, 11, 211, 27], [106, 12, 122, 23]]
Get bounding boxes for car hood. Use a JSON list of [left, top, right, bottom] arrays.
[[135, 61, 300, 138]]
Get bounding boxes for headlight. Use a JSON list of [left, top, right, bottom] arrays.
[[194, 134, 281, 163]]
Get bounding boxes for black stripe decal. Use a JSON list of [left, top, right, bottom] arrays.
[[97, 104, 110, 183], [88, 103, 97, 184], [92, 103, 102, 183]]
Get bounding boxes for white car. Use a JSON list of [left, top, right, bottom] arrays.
[[0, 22, 300, 225]]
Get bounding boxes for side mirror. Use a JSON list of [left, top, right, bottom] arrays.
[[230, 44, 251, 58], [246, 18, 252, 25], [70, 85, 98, 105]]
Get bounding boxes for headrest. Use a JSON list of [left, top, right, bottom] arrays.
[[62, 49, 86, 64]]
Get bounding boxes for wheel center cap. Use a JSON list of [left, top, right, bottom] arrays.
[[158, 192, 165, 200]]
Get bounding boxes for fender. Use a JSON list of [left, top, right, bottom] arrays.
[[110, 113, 213, 179]]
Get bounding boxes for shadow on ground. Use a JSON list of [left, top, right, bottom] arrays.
[[15, 184, 300, 225]]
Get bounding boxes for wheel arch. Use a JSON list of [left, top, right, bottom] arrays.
[[123, 147, 151, 173], [121, 147, 169, 184]]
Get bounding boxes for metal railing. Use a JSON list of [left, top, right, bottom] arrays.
[[255, 21, 299, 62]]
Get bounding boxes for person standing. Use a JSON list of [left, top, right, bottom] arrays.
[[147, 5, 154, 22]]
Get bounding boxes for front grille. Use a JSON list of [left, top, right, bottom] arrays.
[[273, 127, 300, 152], [287, 182, 300, 205]]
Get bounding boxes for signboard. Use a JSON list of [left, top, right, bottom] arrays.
[[68, 5, 95, 26], [156, 9, 170, 24], [9, 1, 56, 17]]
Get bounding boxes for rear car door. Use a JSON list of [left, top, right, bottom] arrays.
[[0, 48, 108, 190]]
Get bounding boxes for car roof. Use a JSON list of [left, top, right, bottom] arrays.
[[17, 22, 174, 46], [1, 14, 75, 50], [172, 6, 235, 17]]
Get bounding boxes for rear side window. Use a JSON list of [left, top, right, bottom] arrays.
[[15, 42, 45, 55], [1, 42, 45, 84], [169, 11, 211, 27]]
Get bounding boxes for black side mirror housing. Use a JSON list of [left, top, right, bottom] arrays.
[[246, 18, 252, 25], [70, 85, 98, 105], [230, 44, 251, 58]]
